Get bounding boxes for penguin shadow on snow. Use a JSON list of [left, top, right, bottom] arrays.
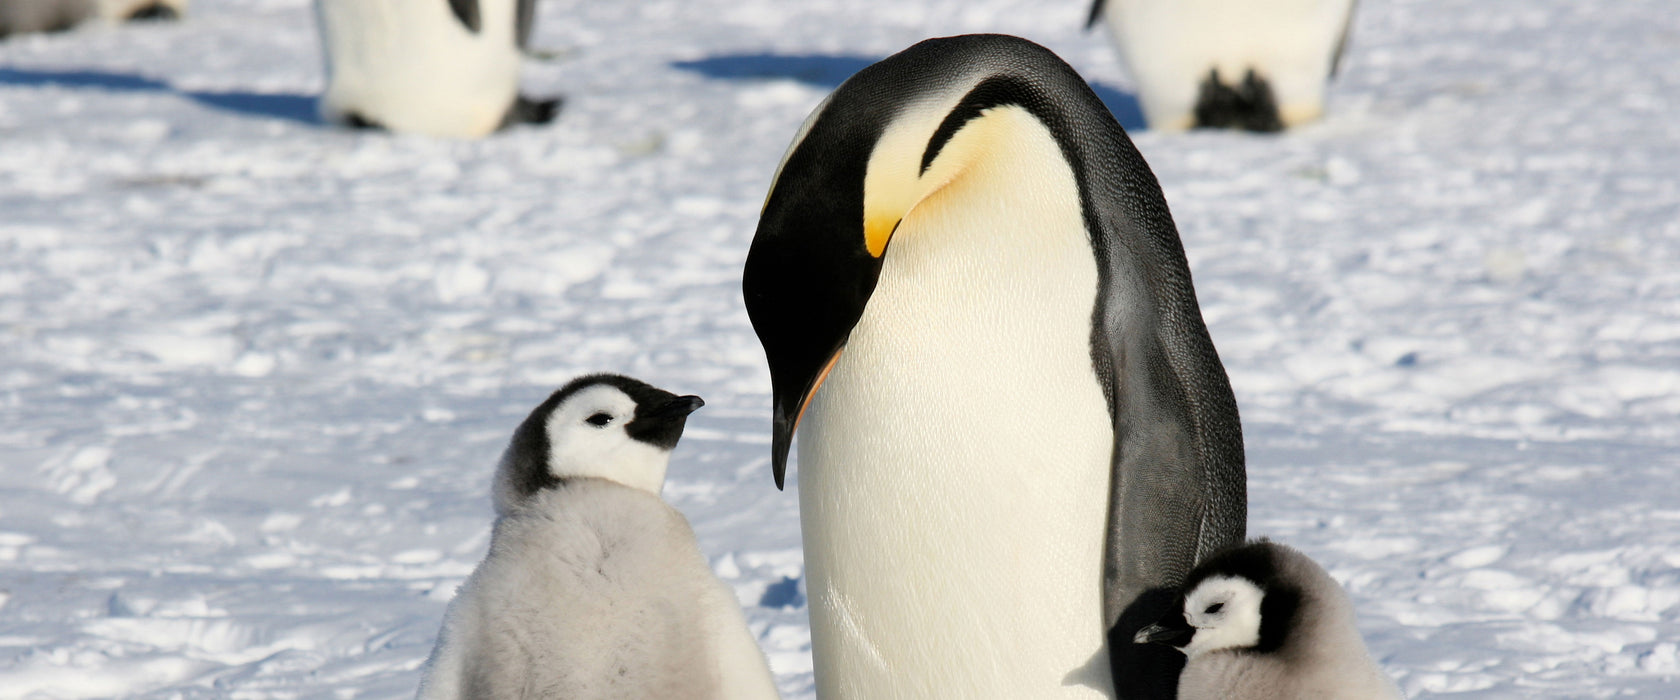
[[672, 52, 1147, 131], [0, 67, 318, 124]]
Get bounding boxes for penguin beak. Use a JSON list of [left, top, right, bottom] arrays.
[[744, 166, 888, 490], [645, 395, 706, 420], [1134, 612, 1194, 647]]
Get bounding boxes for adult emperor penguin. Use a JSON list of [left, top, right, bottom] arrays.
[[0, 0, 186, 39], [314, 0, 558, 138], [743, 34, 1246, 699], [415, 374, 781, 700], [1086, 0, 1358, 131], [1136, 540, 1404, 699]]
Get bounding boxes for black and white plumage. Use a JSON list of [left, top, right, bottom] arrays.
[[314, 0, 559, 138], [1136, 541, 1404, 699], [0, 0, 185, 39], [743, 34, 1244, 698], [1087, 0, 1358, 131], [415, 375, 780, 700]]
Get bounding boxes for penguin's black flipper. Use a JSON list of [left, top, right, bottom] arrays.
[[500, 94, 563, 129], [1086, 0, 1106, 29], [447, 0, 481, 33]]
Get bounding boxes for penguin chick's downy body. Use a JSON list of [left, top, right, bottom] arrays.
[[744, 34, 1245, 698], [1087, 0, 1357, 131], [415, 374, 780, 700], [314, 0, 559, 138], [1137, 540, 1403, 699], [0, 0, 185, 39]]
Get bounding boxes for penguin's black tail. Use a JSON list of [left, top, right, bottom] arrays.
[[1192, 68, 1284, 133]]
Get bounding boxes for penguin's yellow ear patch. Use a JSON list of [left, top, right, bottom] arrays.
[[860, 103, 1032, 259]]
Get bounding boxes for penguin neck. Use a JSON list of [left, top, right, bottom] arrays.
[[798, 111, 1117, 697]]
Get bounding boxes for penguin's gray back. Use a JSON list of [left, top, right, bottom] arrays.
[[0, 0, 93, 36], [421, 478, 742, 699]]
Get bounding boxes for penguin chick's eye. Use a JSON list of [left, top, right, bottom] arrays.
[[1205, 603, 1224, 614], [585, 413, 613, 427]]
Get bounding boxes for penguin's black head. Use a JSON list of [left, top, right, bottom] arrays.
[[495, 374, 703, 510], [1136, 540, 1303, 657], [744, 34, 1115, 489]]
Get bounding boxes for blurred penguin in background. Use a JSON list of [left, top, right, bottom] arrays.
[[0, 0, 186, 39], [315, 0, 559, 138], [1087, 0, 1357, 132]]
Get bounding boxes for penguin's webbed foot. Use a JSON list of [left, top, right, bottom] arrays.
[[501, 94, 563, 129]]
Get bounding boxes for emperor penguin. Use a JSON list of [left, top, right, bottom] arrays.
[[1135, 540, 1405, 699], [314, 0, 559, 138], [0, 0, 186, 39], [1086, 0, 1358, 131], [742, 34, 1246, 699], [415, 374, 781, 700]]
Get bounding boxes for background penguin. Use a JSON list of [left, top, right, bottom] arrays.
[[1136, 540, 1404, 699], [314, 0, 559, 138], [1086, 0, 1358, 131], [415, 374, 781, 700], [743, 34, 1245, 699], [0, 0, 185, 39]]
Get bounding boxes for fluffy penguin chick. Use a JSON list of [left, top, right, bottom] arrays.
[[415, 374, 780, 700], [1137, 540, 1403, 699]]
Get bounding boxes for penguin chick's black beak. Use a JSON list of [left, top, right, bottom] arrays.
[[626, 395, 704, 450], [1134, 614, 1194, 647]]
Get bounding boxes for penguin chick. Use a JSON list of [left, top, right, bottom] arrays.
[[1137, 540, 1403, 699], [416, 374, 781, 700]]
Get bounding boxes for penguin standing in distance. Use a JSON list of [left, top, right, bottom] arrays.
[[314, 0, 559, 138], [415, 374, 781, 700], [1136, 540, 1405, 699], [1086, 0, 1358, 131], [743, 34, 1246, 699], [0, 0, 186, 39]]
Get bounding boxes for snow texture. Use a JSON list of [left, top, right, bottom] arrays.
[[1, 0, 1677, 698]]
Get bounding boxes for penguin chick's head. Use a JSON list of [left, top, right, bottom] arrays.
[[1135, 540, 1304, 658], [493, 374, 704, 513]]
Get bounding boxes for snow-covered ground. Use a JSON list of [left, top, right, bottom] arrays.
[[1, 0, 1676, 697]]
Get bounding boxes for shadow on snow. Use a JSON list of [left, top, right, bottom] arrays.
[[0, 67, 318, 124]]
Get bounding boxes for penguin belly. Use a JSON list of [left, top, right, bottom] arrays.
[[315, 0, 521, 138], [1101, 0, 1350, 130], [799, 108, 1116, 698]]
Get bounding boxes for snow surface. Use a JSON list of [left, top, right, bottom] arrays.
[[1, 0, 1677, 697]]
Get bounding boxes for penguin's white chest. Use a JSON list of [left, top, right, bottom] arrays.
[[799, 115, 1116, 697]]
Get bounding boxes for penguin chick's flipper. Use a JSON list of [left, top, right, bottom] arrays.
[[500, 94, 563, 129], [1109, 586, 1188, 700], [1192, 69, 1284, 133]]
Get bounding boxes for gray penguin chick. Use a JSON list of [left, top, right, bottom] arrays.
[[1137, 540, 1403, 699], [416, 374, 780, 700]]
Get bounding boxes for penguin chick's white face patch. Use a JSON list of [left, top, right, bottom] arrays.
[[1181, 575, 1265, 658], [544, 385, 674, 494]]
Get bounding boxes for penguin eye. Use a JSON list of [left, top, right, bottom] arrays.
[[1205, 602, 1224, 614], [585, 413, 613, 427]]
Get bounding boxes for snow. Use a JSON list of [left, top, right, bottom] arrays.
[[0, 0, 1676, 697]]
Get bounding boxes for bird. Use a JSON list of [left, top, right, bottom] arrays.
[[314, 0, 559, 138], [1086, 0, 1358, 131], [0, 0, 185, 39], [742, 33, 1246, 699], [415, 374, 781, 700], [1135, 540, 1404, 699]]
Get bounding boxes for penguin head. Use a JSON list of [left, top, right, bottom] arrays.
[[492, 374, 704, 513], [1136, 540, 1304, 658], [744, 34, 1117, 489]]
